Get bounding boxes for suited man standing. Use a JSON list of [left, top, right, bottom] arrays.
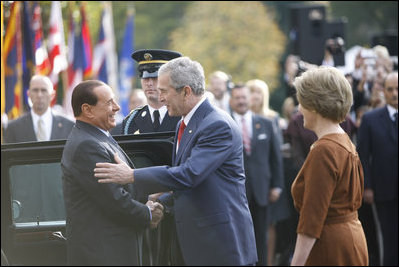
[[4, 75, 74, 143], [230, 84, 284, 266], [94, 57, 258, 266], [121, 49, 182, 135], [61, 80, 163, 265], [357, 71, 398, 266]]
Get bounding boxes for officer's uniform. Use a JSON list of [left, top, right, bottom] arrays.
[[121, 105, 180, 134], [120, 49, 182, 135]]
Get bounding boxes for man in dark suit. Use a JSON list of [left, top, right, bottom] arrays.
[[94, 57, 258, 266], [61, 80, 163, 265], [3, 75, 74, 143], [121, 49, 182, 135], [230, 84, 284, 266], [357, 71, 398, 266]]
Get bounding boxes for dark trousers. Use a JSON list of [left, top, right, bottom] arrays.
[[170, 221, 185, 266], [248, 195, 269, 266], [376, 198, 398, 266]]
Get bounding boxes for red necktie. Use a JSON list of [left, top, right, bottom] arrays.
[[177, 121, 186, 145], [241, 117, 251, 155]]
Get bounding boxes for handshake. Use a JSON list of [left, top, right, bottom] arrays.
[[146, 200, 164, 229]]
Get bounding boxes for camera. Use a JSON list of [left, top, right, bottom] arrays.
[[325, 37, 345, 55]]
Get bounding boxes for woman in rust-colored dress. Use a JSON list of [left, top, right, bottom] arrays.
[[290, 66, 368, 266]]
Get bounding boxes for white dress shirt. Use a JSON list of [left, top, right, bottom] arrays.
[[148, 105, 168, 124]]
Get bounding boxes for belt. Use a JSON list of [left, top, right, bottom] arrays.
[[325, 211, 358, 225]]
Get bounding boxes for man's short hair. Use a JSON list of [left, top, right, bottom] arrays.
[[72, 80, 106, 117]]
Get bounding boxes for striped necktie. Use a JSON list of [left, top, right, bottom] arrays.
[[241, 117, 251, 155]]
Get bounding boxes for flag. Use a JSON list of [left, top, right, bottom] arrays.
[[32, 2, 51, 75], [4, 1, 23, 119], [119, 10, 135, 117], [93, 2, 119, 96], [21, 1, 35, 110], [92, 9, 108, 83], [64, 10, 83, 119], [80, 4, 92, 79], [48, 1, 67, 106]]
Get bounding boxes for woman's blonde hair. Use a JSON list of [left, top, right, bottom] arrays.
[[246, 79, 277, 119], [293, 66, 353, 123]]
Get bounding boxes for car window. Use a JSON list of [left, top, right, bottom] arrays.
[[10, 162, 65, 225]]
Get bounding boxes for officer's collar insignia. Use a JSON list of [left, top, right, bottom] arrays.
[[141, 111, 147, 117], [144, 53, 153, 61]]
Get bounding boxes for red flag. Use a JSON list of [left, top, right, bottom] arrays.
[[48, 1, 67, 106], [32, 2, 51, 75]]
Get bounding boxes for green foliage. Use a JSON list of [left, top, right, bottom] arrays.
[[170, 2, 286, 92]]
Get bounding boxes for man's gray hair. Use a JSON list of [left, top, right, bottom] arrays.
[[158, 56, 205, 96]]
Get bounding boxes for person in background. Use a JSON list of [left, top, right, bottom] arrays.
[[207, 70, 231, 113], [4, 75, 74, 143], [121, 49, 182, 135], [357, 72, 398, 266], [246, 79, 290, 266], [230, 83, 283, 266], [290, 66, 368, 266]]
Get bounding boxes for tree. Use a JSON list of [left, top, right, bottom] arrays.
[[169, 1, 286, 92]]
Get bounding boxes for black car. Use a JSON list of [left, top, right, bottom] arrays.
[[1, 132, 174, 265]]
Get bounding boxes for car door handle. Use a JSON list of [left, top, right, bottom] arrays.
[[51, 231, 67, 241]]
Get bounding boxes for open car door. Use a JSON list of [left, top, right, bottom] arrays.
[[1, 132, 174, 265]]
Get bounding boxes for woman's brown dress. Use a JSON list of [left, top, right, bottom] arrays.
[[291, 133, 368, 266]]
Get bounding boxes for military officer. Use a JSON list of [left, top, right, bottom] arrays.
[[121, 49, 182, 135]]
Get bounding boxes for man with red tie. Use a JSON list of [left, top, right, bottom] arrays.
[[94, 57, 258, 266]]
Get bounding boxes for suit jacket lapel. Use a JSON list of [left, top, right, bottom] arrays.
[[175, 99, 212, 165], [26, 113, 38, 141], [50, 114, 58, 139], [76, 121, 134, 168], [251, 115, 260, 153]]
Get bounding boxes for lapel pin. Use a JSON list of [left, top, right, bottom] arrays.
[[58, 122, 63, 128], [141, 111, 147, 117], [255, 123, 261, 129], [189, 130, 192, 133]]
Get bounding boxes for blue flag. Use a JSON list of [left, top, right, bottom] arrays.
[[118, 12, 135, 117], [22, 1, 35, 111]]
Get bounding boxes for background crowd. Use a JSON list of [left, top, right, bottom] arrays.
[[1, 1, 398, 266]]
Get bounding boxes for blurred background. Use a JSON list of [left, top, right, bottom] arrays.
[[1, 1, 398, 125]]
